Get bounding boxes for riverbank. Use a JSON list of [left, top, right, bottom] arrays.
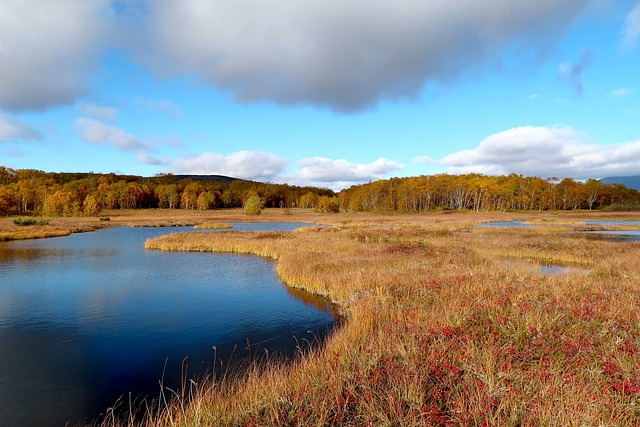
[[2, 207, 638, 241], [0, 209, 311, 241], [130, 211, 640, 426]]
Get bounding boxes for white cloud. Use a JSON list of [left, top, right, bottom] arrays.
[[434, 125, 640, 179], [413, 155, 437, 165], [0, 0, 595, 113], [77, 103, 119, 121], [136, 151, 163, 165], [0, 113, 43, 142], [136, 97, 182, 116], [621, 2, 640, 51], [294, 157, 404, 188], [75, 118, 150, 152], [168, 151, 289, 181], [611, 87, 634, 97], [137, 0, 590, 112], [0, 0, 111, 111]]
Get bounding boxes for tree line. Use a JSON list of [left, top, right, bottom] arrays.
[[0, 167, 336, 216], [338, 173, 640, 212], [2, 167, 638, 216]]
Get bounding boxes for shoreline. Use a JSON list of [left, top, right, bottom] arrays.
[[2, 207, 640, 242]]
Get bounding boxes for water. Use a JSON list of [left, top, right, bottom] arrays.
[[583, 229, 640, 242], [497, 259, 587, 275], [0, 223, 335, 426], [583, 220, 640, 226]]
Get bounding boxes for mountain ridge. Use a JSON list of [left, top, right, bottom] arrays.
[[600, 175, 640, 191]]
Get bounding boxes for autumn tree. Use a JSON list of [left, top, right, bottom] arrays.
[[244, 195, 262, 215], [83, 194, 102, 216], [0, 184, 17, 213], [584, 179, 604, 210], [317, 195, 340, 213]]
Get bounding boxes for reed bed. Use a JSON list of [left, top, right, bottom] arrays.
[[0, 218, 103, 241], [126, 215, 640, 426], [194, 223, 233, 229]]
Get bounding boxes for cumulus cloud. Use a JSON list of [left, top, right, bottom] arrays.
[[168, 151, 289, 181], [75, 118, 150, 152], [0, 0, 111, 111], [294, 157, 404, 188], [558, 50, 592, 96], [0, 114, 43, 142], [137, 0, 590, 112], [0, 0, 594, 113], [621, 2, 640, 51], [432, 126, 640, 179]]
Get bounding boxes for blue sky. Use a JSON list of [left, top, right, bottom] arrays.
[[1, 0, 639, 190]]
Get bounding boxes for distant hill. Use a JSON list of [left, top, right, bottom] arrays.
[[170, 174, 240, 183], [600, 176, 640, 191]]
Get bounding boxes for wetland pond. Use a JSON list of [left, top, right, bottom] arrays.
[[0, 223, 336, 427]]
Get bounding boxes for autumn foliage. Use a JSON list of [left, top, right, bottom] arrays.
[[0, 167, 334, 216], [1, 167, 639, 217], [339, 173, 640, 212]]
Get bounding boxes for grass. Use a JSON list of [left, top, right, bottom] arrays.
[[105, 211, 640, 426], [13, 217, 49, 226], [194, 223, 233, 229], [0, 217, 102, 241], [3, 208, 638, 425]]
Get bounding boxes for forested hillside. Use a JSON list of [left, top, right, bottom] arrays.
[[0, 167, 335, 215], [2, 167, 639, 216], [338, 173, 640, 212]]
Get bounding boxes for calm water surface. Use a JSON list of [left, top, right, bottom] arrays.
[[0, 223, 335, 426], [583, 229, 640, 242]]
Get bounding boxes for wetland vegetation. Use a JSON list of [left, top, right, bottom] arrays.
[[126, 210, 640, 425], [2, 206, 640, 426]]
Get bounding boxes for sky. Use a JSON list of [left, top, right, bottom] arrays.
[[1, 0, 639, 190]]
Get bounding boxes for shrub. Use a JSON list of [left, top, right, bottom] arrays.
[[13, 218, 49, 226], [244, 195, 263, 215]]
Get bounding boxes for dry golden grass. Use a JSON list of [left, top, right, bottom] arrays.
[[128, 211, 640, 426], [5, 208, 639, 426], [0, 216, 104, 241]]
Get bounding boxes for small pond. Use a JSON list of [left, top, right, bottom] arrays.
[[0, 223, 335, 427], [497, 259, 588, 276], [582, 229, 640, 242]]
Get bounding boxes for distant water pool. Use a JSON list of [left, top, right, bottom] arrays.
[[583, 220, 640, 226], [0, 223, 334, 426], [582, 229, 640, 242]]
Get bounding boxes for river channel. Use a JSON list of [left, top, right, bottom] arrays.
[[0, 223, 335, 426]]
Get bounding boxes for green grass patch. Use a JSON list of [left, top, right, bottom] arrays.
[[194, 223, 233, 229], [13, 218, 49, 226]]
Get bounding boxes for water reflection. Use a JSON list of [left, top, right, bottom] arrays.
[[0, 224, 334, 427], [583, 220, 640, 226], [581, 230, 640, 242], [497, 258, 588, 276]]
